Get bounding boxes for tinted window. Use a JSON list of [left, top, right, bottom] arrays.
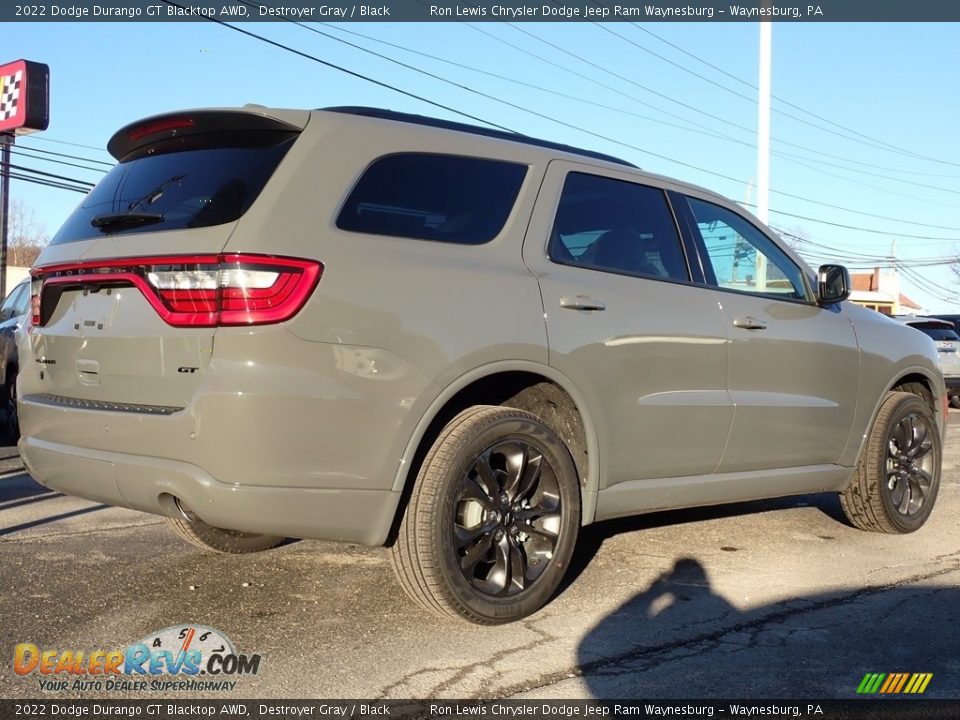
[[336, 154, 527, 245], [686, 197, 809, 301], [0, 284, 26, 319], [910, 324, 960, 342], [12, 283, 30, 317], [51, 132, 298, 245], [548, 173, 688, 281]]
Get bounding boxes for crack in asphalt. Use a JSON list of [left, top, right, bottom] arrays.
[[372, 617, 561, 699], [493, 553, 960, 698]]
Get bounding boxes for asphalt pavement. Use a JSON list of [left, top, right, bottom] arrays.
[[1, 413, 958, 700]]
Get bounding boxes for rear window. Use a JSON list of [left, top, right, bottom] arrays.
[[909, 323, 960, 342], [336, 153, 527, 245], [50, 131, 297, 245]]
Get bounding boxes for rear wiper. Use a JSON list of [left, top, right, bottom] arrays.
[[127, 174, 186, 213], [90, 212, 164, 233]]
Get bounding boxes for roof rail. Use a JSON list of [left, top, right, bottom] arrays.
[[321, 106, 637, 169]]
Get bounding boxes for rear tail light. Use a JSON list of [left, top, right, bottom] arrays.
[[30, 277, 41, 326], [30, 254, 322, 328]]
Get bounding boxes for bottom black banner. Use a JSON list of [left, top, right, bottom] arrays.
[[2, 699, 959, 720]]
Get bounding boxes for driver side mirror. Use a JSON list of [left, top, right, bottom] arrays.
[[817, 264, 851, 306]]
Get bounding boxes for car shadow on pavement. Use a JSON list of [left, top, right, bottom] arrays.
[[559, 492, 848, 595], [576, 556, 960, 698]]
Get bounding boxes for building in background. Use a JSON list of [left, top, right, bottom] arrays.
[[849, 267, 922, 315]]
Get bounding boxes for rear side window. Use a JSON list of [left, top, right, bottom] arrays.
[[336, 153, 527, 245], [548, 172, 689, 282], [51, 131, 298, 245]]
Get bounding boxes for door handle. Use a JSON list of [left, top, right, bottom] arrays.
[[733, 316, 767, 330], [559, 296, 606, 311]]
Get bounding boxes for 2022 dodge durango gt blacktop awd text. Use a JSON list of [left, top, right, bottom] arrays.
[[19, 106, 947, 624]]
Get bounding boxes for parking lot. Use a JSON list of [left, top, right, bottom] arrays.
[[1, 412, 958, 700]]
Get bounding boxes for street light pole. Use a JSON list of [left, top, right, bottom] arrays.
[[757, 12, 772, 226]]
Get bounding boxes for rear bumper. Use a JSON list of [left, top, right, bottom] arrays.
[[19, 436, 400, 545]]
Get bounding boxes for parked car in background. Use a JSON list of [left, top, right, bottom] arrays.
[[896, 316, 960, 408], [18, 105, 949, 624], [926, 314, 960, 337], [0, 279, 30, 440]]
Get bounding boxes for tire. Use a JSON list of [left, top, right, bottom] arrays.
[[391, 405, 581, 624], [950, 395, 960, 409], [165, 515, 285, 554], [839, 391, 941, 534], [4, 371, 19, 443]]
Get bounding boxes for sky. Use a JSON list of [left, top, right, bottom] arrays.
[[3, 19, 960, 311]]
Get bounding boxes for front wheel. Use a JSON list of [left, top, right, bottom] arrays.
[[391, 406, 581, 624], [839, 391, 941, 534]]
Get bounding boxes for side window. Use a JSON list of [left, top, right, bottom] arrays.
[[13, 284, 30, 317], [548, 172, 688, 282], [686, 196, 809, 301], [0, 284, 26, 321], [336, 153, 527, 245]]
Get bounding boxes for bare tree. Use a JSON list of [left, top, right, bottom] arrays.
[[5, 198, 48, 267]]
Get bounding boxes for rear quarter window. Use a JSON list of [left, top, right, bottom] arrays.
[[336, 153, 527, 245]]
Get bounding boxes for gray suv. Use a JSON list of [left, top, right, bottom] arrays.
[[20, 106, 947, 624]]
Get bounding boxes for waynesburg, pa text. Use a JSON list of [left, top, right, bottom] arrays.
[[426, 4, 824, 18]]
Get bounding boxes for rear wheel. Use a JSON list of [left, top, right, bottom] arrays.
[[840, 391, 941, 534], [165, 515, 285, 554], [391, 406, 581, 624]]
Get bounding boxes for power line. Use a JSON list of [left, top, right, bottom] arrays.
[[10, 147, 109, 175], [7, 172, 90, 194], [15, 143, 114, 168], [17, 135, 111, 154], [7, 164, 95, 187], [631, 24, 960, 172], [472, 23, 960, 193], [310, 23, 960, 233], [160, 0, 515, 134]]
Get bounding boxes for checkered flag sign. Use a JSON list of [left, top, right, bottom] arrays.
[[0, 69, 24, 122], [0, 60, 48, 134]]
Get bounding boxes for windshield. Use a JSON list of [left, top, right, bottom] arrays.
[[51, 131, 297, 245]]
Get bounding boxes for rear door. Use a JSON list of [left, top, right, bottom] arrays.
[[28, 110, 305, 408], [523, 161, 733, 489]]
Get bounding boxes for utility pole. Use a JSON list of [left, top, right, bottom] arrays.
[[757, 14, 772, 225], [0, 133, 11, 301], [755, 3, 773, 292]]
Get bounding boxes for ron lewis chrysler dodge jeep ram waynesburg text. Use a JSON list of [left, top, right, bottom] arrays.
[[19, 106, 947, 624]]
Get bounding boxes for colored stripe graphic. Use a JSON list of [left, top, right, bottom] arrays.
[[857, 672, 932, 694], [857, 673, 886, 694]]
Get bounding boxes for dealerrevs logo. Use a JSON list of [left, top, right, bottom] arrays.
[[13, 624, 261, 693]]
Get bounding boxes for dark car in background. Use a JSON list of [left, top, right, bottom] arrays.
[[0, 279, 30, 439], [927, 314, 960, 338]]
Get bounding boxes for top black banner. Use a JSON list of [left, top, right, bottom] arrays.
[[6, 0, 960, 22]]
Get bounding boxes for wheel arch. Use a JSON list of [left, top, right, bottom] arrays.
[[844, 367, 945, 476], [388, 361, 601, 541]]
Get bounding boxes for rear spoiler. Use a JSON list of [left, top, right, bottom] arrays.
[[107, 108, 306, 161]]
